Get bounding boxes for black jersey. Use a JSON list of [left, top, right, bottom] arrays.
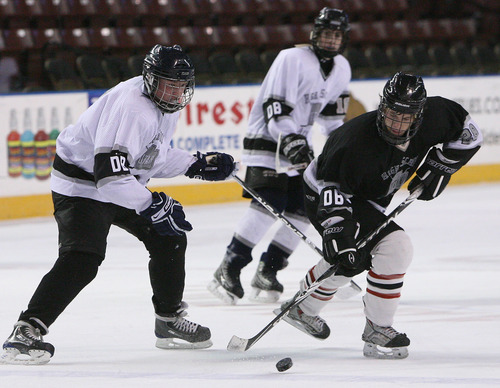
[[309, 96, 482, 209]]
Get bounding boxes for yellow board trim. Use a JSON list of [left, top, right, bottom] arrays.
[[1, 164, 500, 221]]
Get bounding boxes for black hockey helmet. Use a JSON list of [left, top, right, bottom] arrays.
[[143, 44, 194, 114], [376, 72, 427, 145], [310, 7, 350, 59]]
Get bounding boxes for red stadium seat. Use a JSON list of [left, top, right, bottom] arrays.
[[94, 0, 122, 15], [59, 0, 97, 28], [32, 28, 63, 50], [210, 0, 256, 26], [141, 27, 172, 48], [212, 26, 251, 49], [449, 19, 477, 41], [428, 19, 453, 41], [406, 20, 433, 42], [288, 0, 320, 23], [168, 26, 197, 49], [88, 27, 119, 49], [3, 29, 35, 51], [380, 0, 409, 18], [248, 26, 270, 49], [61, 27, 91, 48], [115, 27, 144, 50], [255, 0, 285, 25], [383, 20, 410, 44], [348, 22, 364, 45], [119, 0, 148, 17], [361, 21, 388, 44], [265, 25, 295, 49], [294, 24, 313, 44], [15, 0, 43, 17]]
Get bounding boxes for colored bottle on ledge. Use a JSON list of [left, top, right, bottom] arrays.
[[35, 107, 51, 180], [7, 109, 21, 178], [21, 108, 35, 179], [48, 107, 60, 167]]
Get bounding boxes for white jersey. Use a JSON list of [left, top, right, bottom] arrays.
[[242, 45, 351, 173], [51, 76, 195, 213]]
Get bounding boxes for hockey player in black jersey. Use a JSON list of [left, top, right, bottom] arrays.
[[208, 7, 352, 305], [275, 72, 483, 358], [1, 45, 237, 365]]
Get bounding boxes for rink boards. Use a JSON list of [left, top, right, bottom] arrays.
[[1, 75, 500, 220]]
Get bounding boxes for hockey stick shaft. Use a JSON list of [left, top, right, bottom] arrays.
[[235, 174, 362, 298], [227, 185, 423, 352], [234, 175, 323, 256], [227, 262, 340, 352]]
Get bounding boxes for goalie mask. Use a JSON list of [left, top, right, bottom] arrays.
[[376, 72, 427, 146], [143, 44, 194, 114], [310, 7, 350, 59]]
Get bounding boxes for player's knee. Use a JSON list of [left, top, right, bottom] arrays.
[[371, 230, 413, 274], [57, 250, 102, 283]]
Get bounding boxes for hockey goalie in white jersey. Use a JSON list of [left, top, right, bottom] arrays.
[[208, 8, 352, 305]]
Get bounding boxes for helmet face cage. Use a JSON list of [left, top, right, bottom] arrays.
[[376, 72, 427, 145], [143, 45, 195, 114], [311, 8, 350, 59]]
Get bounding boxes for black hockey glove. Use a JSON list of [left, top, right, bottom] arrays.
[[280, 134, 314, 168], [408, 147, 461, 201], [140, 192, 193, 236], [317, 186, 360, 269], [322, 219, 360, 269], [185, 151, 237, 181]]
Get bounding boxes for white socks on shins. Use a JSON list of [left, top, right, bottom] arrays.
[[298, 258, 352, 316]]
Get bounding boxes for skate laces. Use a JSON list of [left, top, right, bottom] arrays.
[[19, 323, 42, 342], [173, 317, 198, 333], [371, 321, 399, 339], [292, 307, 324, 330], [302, 312, 325, 330]]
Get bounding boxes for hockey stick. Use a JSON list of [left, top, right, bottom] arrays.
[[227, 185, 424, 352], [275, 132, 308, 173], [234, 175, 362, 299]]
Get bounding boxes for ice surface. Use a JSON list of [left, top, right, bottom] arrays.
[[1, 183, 499, 387]]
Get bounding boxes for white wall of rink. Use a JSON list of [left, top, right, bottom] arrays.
[[1, 75, 500, 199]]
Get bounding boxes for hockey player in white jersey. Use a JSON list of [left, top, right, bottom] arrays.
[[208, 8, 352, 305], [1, 44, 237, 365]]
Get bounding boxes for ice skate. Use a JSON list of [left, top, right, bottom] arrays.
[[207, 249, 250, 305], [155, 308, 212, 350], [361, 318, 410, 359], [249, 261, 284, 303], [1, 321, 55, 365], [273, 298, 330, 340]]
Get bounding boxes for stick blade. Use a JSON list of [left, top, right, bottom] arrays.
[[227, 335, 249, 352]]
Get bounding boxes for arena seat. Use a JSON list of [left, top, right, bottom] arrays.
[[76, 54, 111, 89], [141, 27, 171, 48]]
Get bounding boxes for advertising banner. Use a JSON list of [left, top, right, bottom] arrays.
[[1, 75, 499, 200]]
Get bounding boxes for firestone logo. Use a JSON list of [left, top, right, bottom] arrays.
[[182, 98, 255, 126]]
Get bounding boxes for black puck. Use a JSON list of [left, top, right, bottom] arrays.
[[276, 357, 293, 372]]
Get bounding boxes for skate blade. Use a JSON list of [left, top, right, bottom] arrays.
[[363, 342, 409, 359], [156, 338, 213, 350], [248, 287, 281, 303], [272, 308, 328, 340], [207, 279, 239, 305], [1, 347, 52, 365]]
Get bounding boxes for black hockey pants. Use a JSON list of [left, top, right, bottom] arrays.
[[303, 184, 404, 278], [18, 192, 186, 333]]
